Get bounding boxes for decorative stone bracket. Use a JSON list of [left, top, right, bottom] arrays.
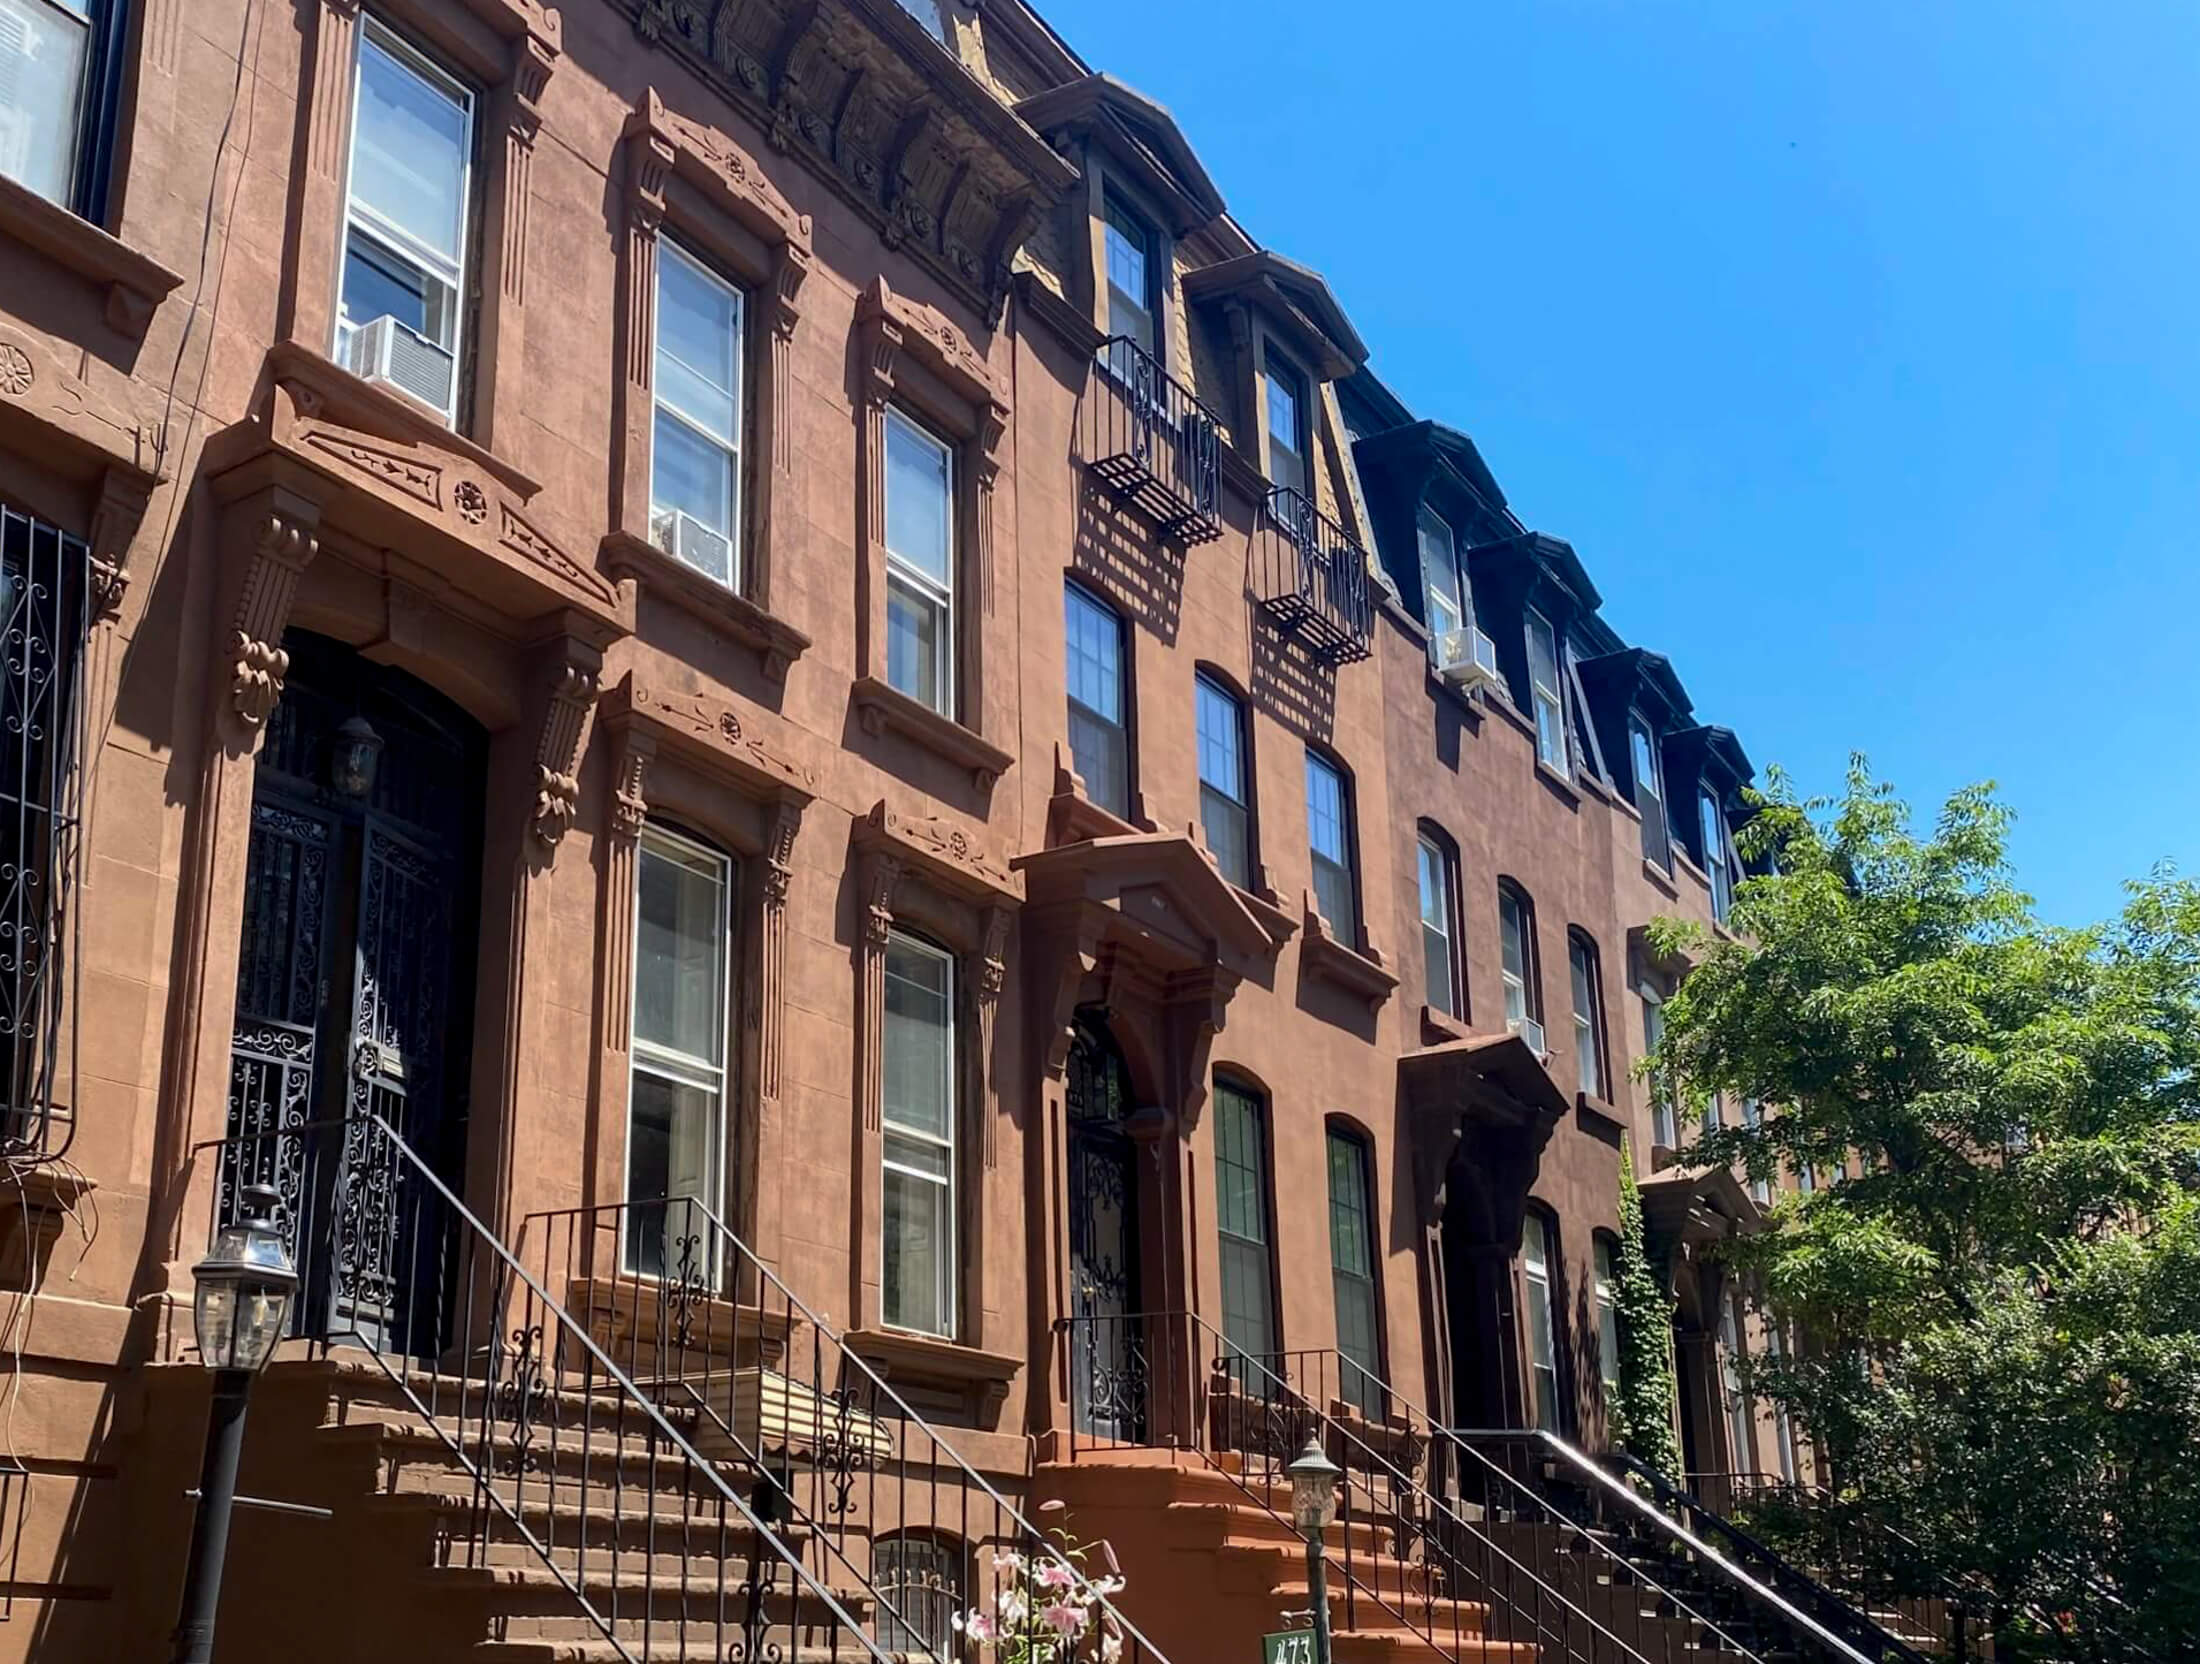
[[528, 641, 601, 848], [225, 494, 322, 741]]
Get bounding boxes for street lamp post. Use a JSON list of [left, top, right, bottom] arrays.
[[1288, 1435, 1343, 1664], [170, 1183, 298, 1664]]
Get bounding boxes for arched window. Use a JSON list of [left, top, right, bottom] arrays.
[[1213, 1077, 1278, 1370], [874, 1530, 964, 1657], [1498, 881, 1542, 1048], [1326, 1122, 1385, 1417], [1592, 1232, 1622, 1414]]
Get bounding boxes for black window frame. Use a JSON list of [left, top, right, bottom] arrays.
[[1194, 667, 1255, 890], [1325, 1119, 1387, 1419], [6, 0, 132, 225], [1630, 712, 1670, 871], [1261, 343, 1311, 494], [1415, 823, 1463, 1021], [1497, 879, 1543, 1032], [1566, 928, 1608, 1103], [1100, 188, 1162, 358], [1303, 746, 1361, 946], [1063, 577, 1133, 819]]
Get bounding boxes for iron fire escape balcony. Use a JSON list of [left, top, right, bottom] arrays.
[[1082, 336, 1224, 546], [1253, 485, 1375, 666]]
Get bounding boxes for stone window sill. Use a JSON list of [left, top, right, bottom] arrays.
[[1534, 759, 1580, 808], [1576, 1092, 1629, 1138], [1421, 1003, 1471, 1045], [842, 1326, 1023, 1428], [1640, 858, 1680, 900], [0, 172, 183, 338], [851, 677, 1014, 794], [1300, 898, 1398, 1014], [603, 530, 810, 681]]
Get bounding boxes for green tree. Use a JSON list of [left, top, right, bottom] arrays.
[[1649, 759, 2200, 1660], [1611, 1139, 1683, 1481]]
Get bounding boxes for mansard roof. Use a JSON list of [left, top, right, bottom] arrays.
[[1579, 646, 1694, 725], [1469, 529, 1603, 616], [1182, 250, 1368, 380], [1014, 74, 1226, 234]]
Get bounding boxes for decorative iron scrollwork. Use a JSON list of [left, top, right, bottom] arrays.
[[495, 1321, 550, 1476]]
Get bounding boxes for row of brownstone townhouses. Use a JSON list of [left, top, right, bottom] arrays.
[[0, 2, 1850, 1662]]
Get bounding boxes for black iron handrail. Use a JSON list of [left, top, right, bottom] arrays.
[[1058, 1310, 1735, 1664], [525, 1195, 1171, 1664], [197, 1118, 894, 1662]]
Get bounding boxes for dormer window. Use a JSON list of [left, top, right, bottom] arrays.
[[1703, 789, 1734, 924], [1525, 608, 1568, 772], [1631, 717, 1669, 869], [1420, 506, 1463, 650], [337, 19, 475, 425], [1264, 350, 1309, 496], [1103, 194, 1158, 359]]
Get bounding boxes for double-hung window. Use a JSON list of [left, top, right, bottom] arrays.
[[1593, 1236, 1621, 1410], [1643, 987, 1677, 1149], [1214, 1080, 1277, 1371], [1064, 582, 1129, 817], [1103, 195, 1158, 361], [1196, 674, 1252, 888], [650, 240, 744, 586], [0, 0, 123, 215], [1744, 1098, 1769, 1202], [1420, 506, 1463, 652], [1264, 352, 1308, 497], [884, 408, 956, 715], [882, 931, 957, 1338], [1418, 834, 1460, 1018], [1569, 933, 1605, 1100], [1327, 1128, 1384, 1418], [1632, 718, 1669, 870], [626, 826, 733, 1279], [1304, 751, 1357, 944], [1703, 790, 1734, 924], [1720, 1294, 1754, 1470], [1521, 1213, 1562, 1432], [1525, 609, 1568, 771], [338, 20, 474, 423], [1499, 885, 1539, 1042]]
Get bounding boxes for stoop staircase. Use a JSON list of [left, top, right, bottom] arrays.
[[187, 1113, 1169, 1664]]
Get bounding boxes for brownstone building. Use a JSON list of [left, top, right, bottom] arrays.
[[0, 2, 1847, 1662]]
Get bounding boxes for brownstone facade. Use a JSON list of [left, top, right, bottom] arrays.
[[0, 1, 1809, 1659]]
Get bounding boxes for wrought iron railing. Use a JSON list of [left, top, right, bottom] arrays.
[[526, 1196, 1171, 1664], [203, 1117, 896, 1663], [0, 505, 93, 1157], [1057, 1311, 1751, 1664], [1082, 336, 1223, 545], [1254, 486, 1375, 665]]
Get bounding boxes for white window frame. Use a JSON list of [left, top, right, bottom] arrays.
[[336, 17, 475, 424], [1420, 505, 1463, 650], [1102, 193, 1158, 359], [1593, 1236, 1621, 1404], [649, 236, 746, 588], [1525, 608, 1568, 772], [883, 406, 957, 717], [1263, 349, 1308, 496], [1642, 984, 1676, 1150], [1632, 717, 1669, 870], [1703, 789, 1734, 923], [1522, 1212, 1561, 1432], [881, 930, 958, 1339], [622, 823, 734, 1279], [1418, 834, 1458, 1018], [1499, 886, 1534, 1028]]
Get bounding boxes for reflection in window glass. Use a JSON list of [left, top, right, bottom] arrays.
[[1064, 583, 1129, 818], [1214, 1082, 1276, 1371], [883, 933, 956, 1337], [1304, 752, 1356, 943], [1197, 675, 1251, 888], [1418, 836, 1457, 1018], [1523, 1214, 1561, 1431], [884, 409, 954, 713]]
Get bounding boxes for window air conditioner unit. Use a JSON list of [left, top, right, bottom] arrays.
[[1436, 626, 1501, 692], [345, 314, 455, 418], [650, 507, 734, 585], [1508, 1014, 1547, 1056]]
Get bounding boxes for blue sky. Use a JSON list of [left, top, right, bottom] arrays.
[[1037, 0, 2200, 927]]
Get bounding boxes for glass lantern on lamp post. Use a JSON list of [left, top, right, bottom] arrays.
[[170, 1184, 297, 1664], [1289, 1436, 1342, 1664]]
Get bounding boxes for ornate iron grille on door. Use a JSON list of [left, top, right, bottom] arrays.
[[1066, 1012, 1145, 1440], [0, 506, 92, 1157]]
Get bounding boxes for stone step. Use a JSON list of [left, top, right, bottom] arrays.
[[1329, 1626, 1539, 1664], [425, 1558, 864, 1638]]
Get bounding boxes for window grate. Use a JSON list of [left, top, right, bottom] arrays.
[[0, 505, 92, 1156]]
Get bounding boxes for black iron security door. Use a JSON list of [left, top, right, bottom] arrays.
[[1066, 1014, 1144, 1440], [220, 632, 484, 1356]]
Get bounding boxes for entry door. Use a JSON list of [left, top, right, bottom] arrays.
[[1066, 1019, 1143, 1439], [331, 817, 456, 1351]]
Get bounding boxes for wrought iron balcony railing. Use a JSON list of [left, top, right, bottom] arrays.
[[1255, 486, 1375, 666], [1082, 335, 1224, 545]]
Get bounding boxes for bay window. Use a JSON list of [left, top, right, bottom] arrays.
[[1418, 833, 1460, 1018], [1525, 609, 1567, 771], [1304, 750, 1357, 943], [1064, 581, 1129, 817], [882, 931, 956, 1337], [1327, 1126, 1384, 1419], [884, 408, 956, 715], [625, 826, 733, 1278], [337, 19, 474, 424], [650, 239, 745, 587], [1196, 673, 1252, 888]]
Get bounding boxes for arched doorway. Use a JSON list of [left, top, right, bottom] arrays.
[[219, 630, 487, 1356], [1066, 1010, 1142, 1439]]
